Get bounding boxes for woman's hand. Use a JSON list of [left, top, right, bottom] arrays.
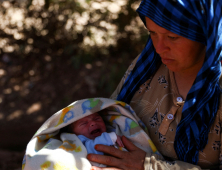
[[87, 136, 146, 170]]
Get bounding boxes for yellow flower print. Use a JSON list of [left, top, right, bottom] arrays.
[[109, 115, 120, 123], [56, 105, 74, 127], [115, 101, 126, 107], [54, 162, 79, 170], [22, 164, 25, 170], [53, 162, 70, 170], [59, 140, 81, 152], [37, 134, 53, 142], [41, 161, 51, 170], [148, 139, 157, 153], [75, 146, 82, 152]]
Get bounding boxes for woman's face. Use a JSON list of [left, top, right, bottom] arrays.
[[145, 17, 206, 75]]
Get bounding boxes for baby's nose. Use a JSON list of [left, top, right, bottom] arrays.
[[90, 121, 96, 126]]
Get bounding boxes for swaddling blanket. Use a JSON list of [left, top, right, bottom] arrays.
[[22, 98, 159, 170]]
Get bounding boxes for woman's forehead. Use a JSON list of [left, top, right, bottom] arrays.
[[145, 17, 175, 35]]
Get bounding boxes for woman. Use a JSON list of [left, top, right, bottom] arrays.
[[87, 0, 222, 169]]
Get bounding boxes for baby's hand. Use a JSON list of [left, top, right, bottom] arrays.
[[116, 135, 124, 147]]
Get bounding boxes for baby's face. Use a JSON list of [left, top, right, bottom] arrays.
[[72, 113, 106, 139]]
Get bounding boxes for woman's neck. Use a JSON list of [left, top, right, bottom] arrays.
[[174, 70, 199, 100]]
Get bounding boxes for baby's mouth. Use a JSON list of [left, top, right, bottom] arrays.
[[91, 128, 102, 137]]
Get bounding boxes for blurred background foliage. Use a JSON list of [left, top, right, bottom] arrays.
[[0, 0, 148, 169]]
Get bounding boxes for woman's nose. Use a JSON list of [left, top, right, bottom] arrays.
[[154, 38, 168, 54]]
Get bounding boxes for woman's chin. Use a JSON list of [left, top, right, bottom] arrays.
[[163, 63, 181, 73]]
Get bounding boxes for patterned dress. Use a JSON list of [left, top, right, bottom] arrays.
[[111, 55, 222, 170]]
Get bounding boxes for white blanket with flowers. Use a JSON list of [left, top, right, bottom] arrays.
[[22, 98, 160, 170]]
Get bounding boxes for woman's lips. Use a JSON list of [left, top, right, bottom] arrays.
[[161, 58, 174, 64]]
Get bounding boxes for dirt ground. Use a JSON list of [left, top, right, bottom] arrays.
[[0, 54, 132, 170]]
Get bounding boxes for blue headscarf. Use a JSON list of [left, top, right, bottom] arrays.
[[117, 0, 222, 164]]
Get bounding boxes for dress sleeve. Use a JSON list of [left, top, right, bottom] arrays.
[[144, 153, 202, 170]]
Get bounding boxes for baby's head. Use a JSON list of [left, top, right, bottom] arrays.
[[70, 112, 106, 139]]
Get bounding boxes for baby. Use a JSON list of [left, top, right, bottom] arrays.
[[69, 112, 124, 155]]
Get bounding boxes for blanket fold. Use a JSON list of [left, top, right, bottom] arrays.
[[22, 98, 159, 170]]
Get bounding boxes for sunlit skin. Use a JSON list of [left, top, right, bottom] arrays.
[[72, 113, 106, 139]]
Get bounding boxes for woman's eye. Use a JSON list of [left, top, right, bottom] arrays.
[[168, 36, 178, 40], [149, 31, 156, 35]]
